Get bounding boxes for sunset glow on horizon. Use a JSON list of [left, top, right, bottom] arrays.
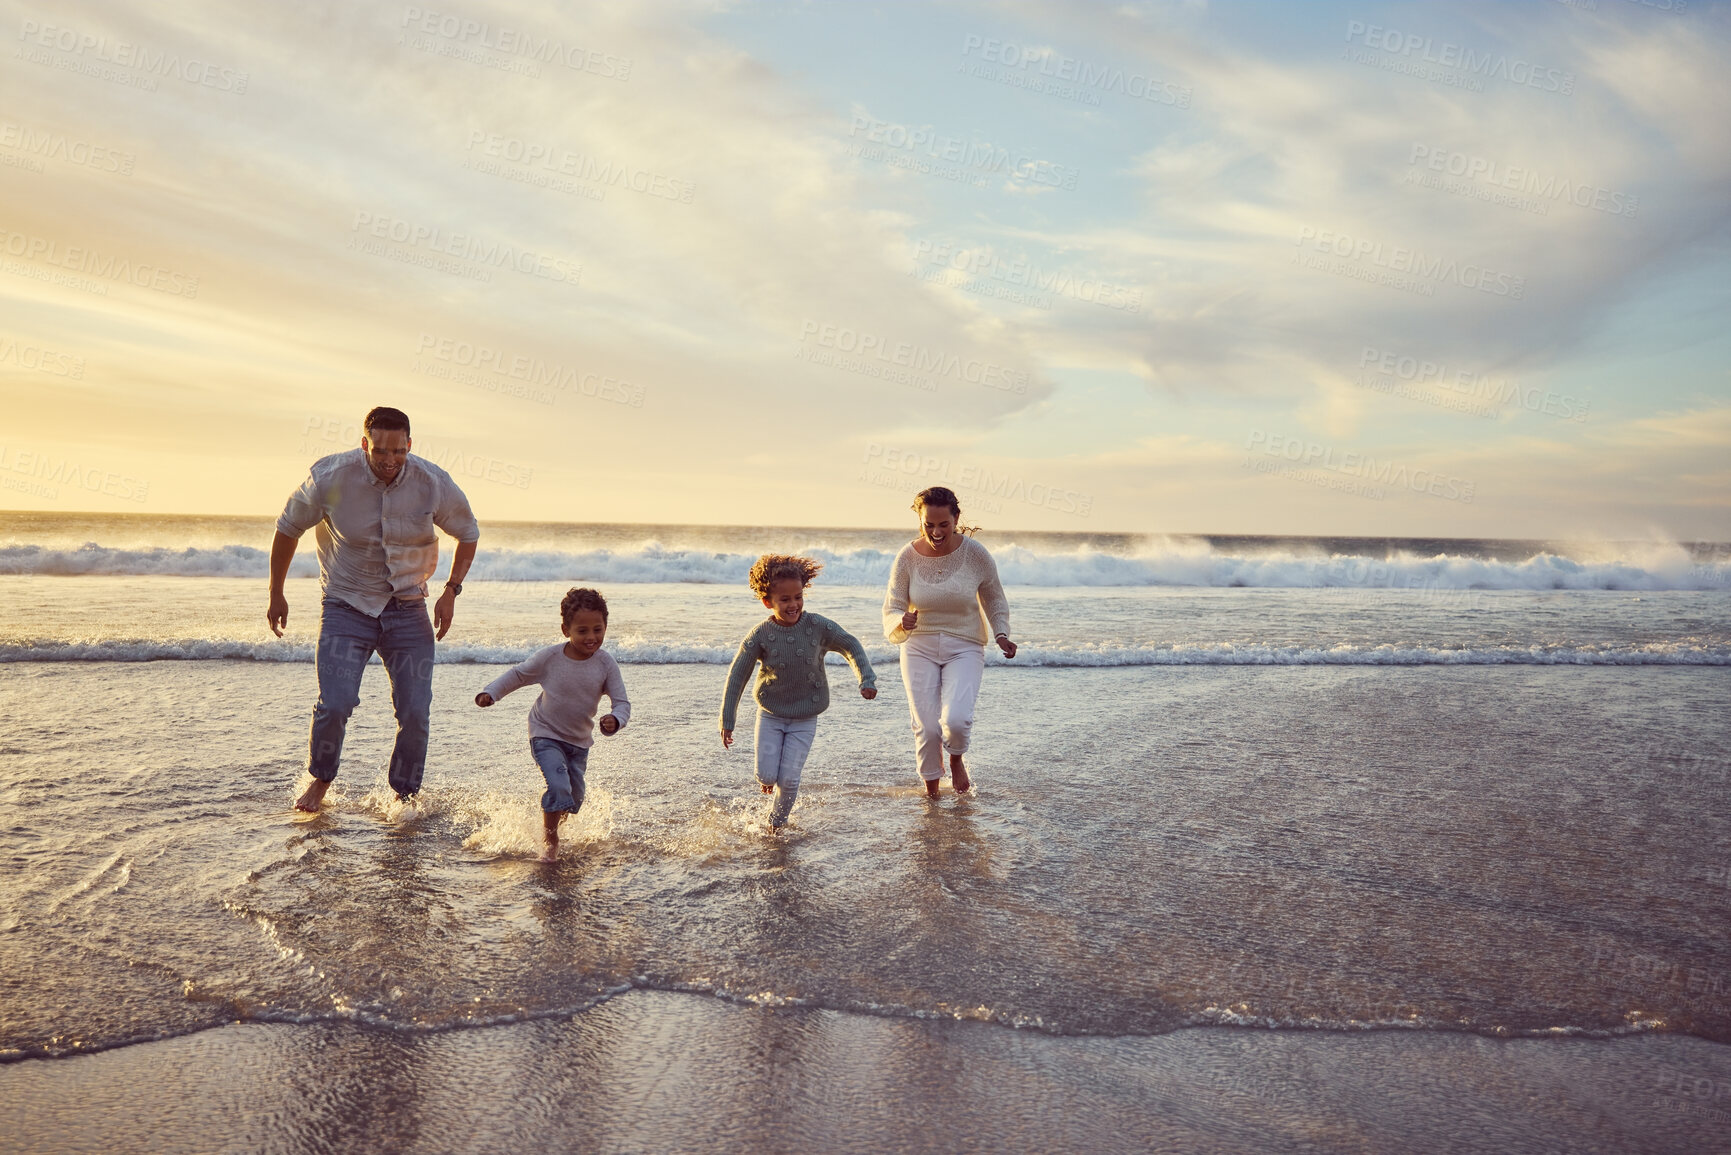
[[1, 0, 1727, 539]]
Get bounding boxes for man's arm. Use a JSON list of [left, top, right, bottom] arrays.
[[433, 537, 478, 641], [268, 531, 298, 637], [271, 465, 325, 637]]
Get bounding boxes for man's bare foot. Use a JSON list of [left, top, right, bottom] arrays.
[[950, 756, 970, 794], [293, 778, 331, 812], [761, 782, 774, 794], [924, 778, 941, 798]]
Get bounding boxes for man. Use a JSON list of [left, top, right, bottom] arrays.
[[268, 406, 480, 811]]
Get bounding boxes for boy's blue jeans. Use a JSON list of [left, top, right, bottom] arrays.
[[308, 595, 435, 797], [530, 738, 588, 813]]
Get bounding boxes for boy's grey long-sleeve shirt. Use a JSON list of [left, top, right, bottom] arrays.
[[719, 612, 876, 732], [484, 644, 630, 748]]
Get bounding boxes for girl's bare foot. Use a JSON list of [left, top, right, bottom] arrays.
[[293, 779, 331, 812], [538, 840, 558, 863], [924, 778, 941, 798], [950, 756, 970, 794]]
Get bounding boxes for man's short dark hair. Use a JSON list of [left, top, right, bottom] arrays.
[[364, 407, 411, 438]]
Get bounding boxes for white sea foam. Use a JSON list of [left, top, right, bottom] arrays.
[[2, 539, 1725, 589]]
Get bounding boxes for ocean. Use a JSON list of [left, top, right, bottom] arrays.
[[2, 512, 1729, 1153]]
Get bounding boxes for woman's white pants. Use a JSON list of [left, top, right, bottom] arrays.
[[899, 632, 986, 782]]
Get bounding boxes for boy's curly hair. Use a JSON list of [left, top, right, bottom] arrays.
[[560, 587, 609, 629], [748, 554, 822, 597]]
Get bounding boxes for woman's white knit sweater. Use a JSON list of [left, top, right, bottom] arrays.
[[881, 536, 1010, 646]]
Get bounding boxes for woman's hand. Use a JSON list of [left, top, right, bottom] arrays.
[[475, 692, 494, 707], [901, 609, 918, 631], [721, 728, 733, 749], [860, 686, 877, 700], [995, 634, 1017, 659]]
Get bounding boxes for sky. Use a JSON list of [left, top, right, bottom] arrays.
[[0, 0, 1727, 537]]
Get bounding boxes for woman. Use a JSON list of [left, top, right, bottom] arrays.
[[882, 487, 1016, 796]]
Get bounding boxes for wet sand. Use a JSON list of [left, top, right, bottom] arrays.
[[3, 988, 1729, 1154]]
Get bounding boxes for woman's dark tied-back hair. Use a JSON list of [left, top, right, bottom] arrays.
[[561, 587, 609, 629], [913, 486, 976, 536]]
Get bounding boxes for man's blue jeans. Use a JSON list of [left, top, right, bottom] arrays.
[[308, 595, 435, 797]]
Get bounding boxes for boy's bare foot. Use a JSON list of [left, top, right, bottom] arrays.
[[924, 778, 941, 798], [950, 756, 970, 794], [293, 778, 331, 812]]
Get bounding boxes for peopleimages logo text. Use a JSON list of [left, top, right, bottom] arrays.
[[959, 35, 1191, 107], [1245, 430, 1475, 503], [350, 212, 581, 286], [863, 443, 1091, 517], [800, 320, 1028, 393], [1407, 144, 1636, 218], [400, 7, 631, 79], [17, 18, 249, 92], [1295, 226, 1525, 299], [848, 115, 1078, 191], [1345, 21, 1574, 94], [1359, 346, 1589, 422]]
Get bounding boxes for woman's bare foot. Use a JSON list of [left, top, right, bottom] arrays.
[[924, 778, 941, 798], [950, 755, 970, 794], [293, 778, 331, 812]]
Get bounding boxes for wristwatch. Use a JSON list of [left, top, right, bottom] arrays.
[[444, 581, 463, 597]]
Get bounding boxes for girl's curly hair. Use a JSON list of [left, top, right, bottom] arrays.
[[748, 554, 822, 597], [560, 587, 609, 629]]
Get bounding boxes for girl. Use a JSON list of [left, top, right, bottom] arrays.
[[720, 555, 876, 830], [882, 488, 1016, 796], [477, 587, 630, 862]]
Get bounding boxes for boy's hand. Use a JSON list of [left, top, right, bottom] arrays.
[[599, 714, 620, 736], [860, 686, 877, 700], [901, 609, 918, 631], [721, 728, 733, 749], [475, 692, 494, 707]]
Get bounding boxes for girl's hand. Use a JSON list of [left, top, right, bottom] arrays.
[[721, 728, 733, 749], [860, 686, 877, 700], [599, 714, 619, 736], [901, 609, 918, 631], [475, 692, 494, 707], [995, 634, 1017, 659]]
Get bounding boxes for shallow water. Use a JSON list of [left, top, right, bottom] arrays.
[[3, 659, 1727, 1062]]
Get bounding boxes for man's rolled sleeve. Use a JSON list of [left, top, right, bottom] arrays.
[[433, 477, 480, 544], [276, 471, 325, 539]]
